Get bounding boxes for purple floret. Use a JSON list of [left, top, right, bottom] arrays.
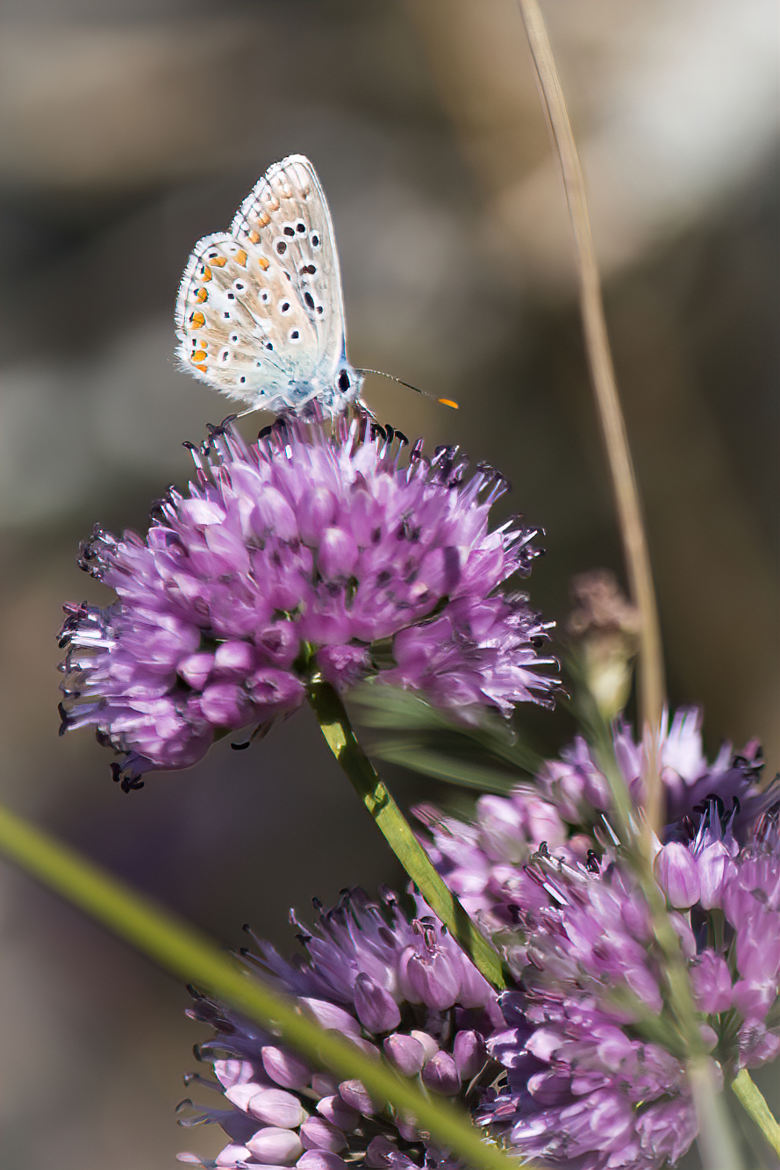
[[58, 413, 556, 788]]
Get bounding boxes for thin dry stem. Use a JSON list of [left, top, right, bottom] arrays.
[[516, 0, 665, 831]]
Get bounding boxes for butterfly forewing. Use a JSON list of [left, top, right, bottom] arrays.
[[175, 155, 348, 412]]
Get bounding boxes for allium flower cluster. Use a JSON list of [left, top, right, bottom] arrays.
[[58, 414, 555, 788], [179, 888, 502, 1169], [419, 708, 771, 929], [480, 801, 780, 1170]]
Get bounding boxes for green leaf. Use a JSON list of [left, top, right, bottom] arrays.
[[353, 684, 543, 792]]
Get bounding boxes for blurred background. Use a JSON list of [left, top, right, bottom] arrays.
[[0, 1, 777, 1166]]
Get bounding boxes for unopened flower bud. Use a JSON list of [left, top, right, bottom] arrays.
[[421, 1050, 460, 1095], [300, 1116, 347, 1153], [338, 1079, 377, 1116], [654, 842, 701, 908], [383, 1032, 425, 1076], [354, 973, 401, 1033], [261, 1046, 311, 1091], [245, 1126, 303, 1164], [453, 1029, 486, 1080], [225, 1085, 307, 1129]]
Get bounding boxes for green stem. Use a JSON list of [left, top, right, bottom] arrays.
[[0, 799, 526, 1170], [731, 1068, 780, 1158], [308, 679, 506, 991]]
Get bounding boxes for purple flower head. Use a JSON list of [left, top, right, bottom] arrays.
[[179, 888, 501, 1169], [58, 414, 556, 788], [418, 709, 772, 930], [479, 801, 780, 1170]]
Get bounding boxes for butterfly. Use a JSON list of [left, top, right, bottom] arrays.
[[175, 154, 363, 417]]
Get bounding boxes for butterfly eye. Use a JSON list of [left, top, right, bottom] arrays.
[[337, 369, 351, 393]]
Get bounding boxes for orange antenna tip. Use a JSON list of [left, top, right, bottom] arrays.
[[438, 397, 459, 410]]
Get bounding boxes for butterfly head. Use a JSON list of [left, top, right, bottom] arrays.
[[335, 363, 364, 407]]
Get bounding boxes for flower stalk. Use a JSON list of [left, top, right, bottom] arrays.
[[516, 0, 665, 832], [308, 678, 506, 991], [0, 798, 524, 1170]]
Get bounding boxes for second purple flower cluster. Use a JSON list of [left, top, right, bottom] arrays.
[[182, 714, 780, 1170]]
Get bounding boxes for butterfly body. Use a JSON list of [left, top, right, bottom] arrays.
[[175, 154, 363, 416]]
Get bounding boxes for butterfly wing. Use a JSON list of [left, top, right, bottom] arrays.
[[175, 155, 348, 411]]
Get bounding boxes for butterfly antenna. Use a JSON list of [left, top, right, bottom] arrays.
[[357, 369, 458, 410]]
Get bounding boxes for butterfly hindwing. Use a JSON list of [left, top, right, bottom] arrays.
[[175, 155, 348, 412]]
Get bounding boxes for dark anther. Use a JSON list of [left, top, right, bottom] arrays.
[[230, 740, 251, 750], [112, 762, 144, 793], [585, 849, 601, 873], [394, 429, 409, 445]]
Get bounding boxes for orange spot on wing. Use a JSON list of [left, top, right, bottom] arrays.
[[192, 349, 207, 362], [210, 256, 226, 268], [247, 230, 261, 244], [256, 212, 271, 228], [201, 266, 212, 282], [193, 363, 208, 373], [189, 311, 205, 329], [235, 249, 248, 266], [196, 288, 208, 303], [257, 256, 270, 271]]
